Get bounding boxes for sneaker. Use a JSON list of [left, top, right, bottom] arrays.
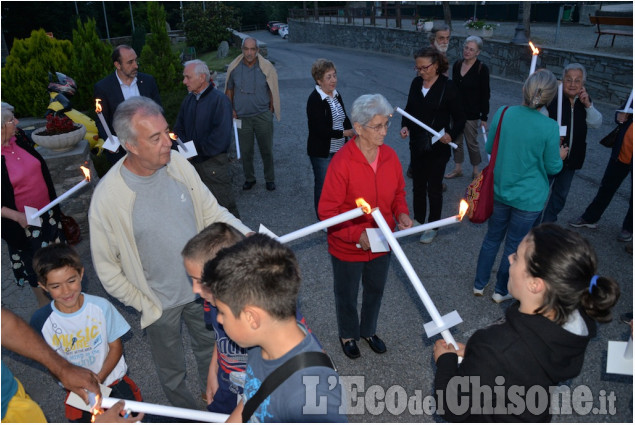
[[419, 229, 438, 244], [620, 312, 633, 325], [492, 293, 513, 303], [569, 217, 597, 229], [473, 287, 484, 296], [617, 230, 632, 242]]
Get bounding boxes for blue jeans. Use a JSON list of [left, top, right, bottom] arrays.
[[537, 167, 576, 225], [331, 253, 391, 340], [474, 201, 541, 295], [310, 154, 333, 219]]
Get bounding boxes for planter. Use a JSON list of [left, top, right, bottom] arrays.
[[481, 28, 494, 38], [466, 28, 494, 38], [32, 124, 86, 152], [423, 21, 434, 32]]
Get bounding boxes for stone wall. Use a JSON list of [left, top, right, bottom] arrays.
[[289, 20, 632, 105]]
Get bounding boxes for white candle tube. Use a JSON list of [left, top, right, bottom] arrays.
[[96, 112, 114, 141], [481, 125, 487, 144], [277, 207, 366, 244], [395, 107, 458, 149], [529, 54, 537, 76], [233, 120, 241, 159], [622, 90, 633, 112], [624, 336, 633, 360], [393, 215, 460, 239], [557, 82, 563, 125], [370, 208, 459, 350], [29, 179, 89, 220], [100, 397, 229, 422], [174, 135, 188, 152]]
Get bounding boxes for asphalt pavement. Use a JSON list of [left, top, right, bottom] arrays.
[[2, 30, 632, 423]]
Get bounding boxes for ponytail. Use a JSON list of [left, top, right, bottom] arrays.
[[582, 275, 620, 323]]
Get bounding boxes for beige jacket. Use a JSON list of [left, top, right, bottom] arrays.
[[225, 53, 280, 121]]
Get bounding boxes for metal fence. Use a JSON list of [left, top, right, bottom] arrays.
[[289, 4, 422, 29]]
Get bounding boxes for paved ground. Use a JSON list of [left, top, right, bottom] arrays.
[[2, 26, 632, 423]]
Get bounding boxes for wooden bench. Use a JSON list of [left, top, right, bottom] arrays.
[[589, 15, 633, 47]]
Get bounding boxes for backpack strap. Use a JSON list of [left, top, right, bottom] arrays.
[[242, 351, 335, 422]]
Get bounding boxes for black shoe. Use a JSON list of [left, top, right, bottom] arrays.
[[340, 339, 360, 359], [363, 335, 387, 354], [266, 182, 276, 191], [407, 165, 413, 178], [242, 181, 256, 190], [620, 312, 633, 325]]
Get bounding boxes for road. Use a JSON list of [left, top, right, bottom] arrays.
[[2, 30, 632, 423]]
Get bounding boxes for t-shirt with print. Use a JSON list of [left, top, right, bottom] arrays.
[[30, 293, 130, 386], [240, 323, 346, 423]]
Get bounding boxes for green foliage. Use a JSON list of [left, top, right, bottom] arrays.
[[1, 29, 73, 117], [131, 26, 147, 56], [71, 18, 112, 112], [183, 2, 240, 53], [140, 2, 181, 93]]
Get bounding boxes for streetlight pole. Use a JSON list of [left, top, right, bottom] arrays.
[[129, 1, 135, 33], [102, 1, 110, 41], [511, 2, 528, 44]]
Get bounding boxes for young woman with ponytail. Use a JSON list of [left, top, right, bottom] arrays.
[[434, 223, 620, 422]]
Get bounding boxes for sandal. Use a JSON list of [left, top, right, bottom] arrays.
[[444, 170, 463, 179]]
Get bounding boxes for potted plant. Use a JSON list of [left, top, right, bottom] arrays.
[[464, 18, 498, 38], [31, 115, 86, 152]]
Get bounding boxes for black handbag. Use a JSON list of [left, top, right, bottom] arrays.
[[599, 125, 620, 148]]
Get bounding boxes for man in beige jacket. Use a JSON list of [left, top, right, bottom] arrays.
[[225, 37, 280, 191]]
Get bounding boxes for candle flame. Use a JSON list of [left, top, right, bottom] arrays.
[[529, 41, 539, 55], [458, 199, 469, 221], [95, 99, 102, 113], [169, 132, 177, 141], [355, 198, 372, 214], [90, 394, 103, 423], [80, 166, 91, 182]]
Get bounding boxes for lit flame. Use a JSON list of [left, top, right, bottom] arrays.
[[80, 166, 91, 182], [529, 41, 539, 55], [458, 199, 469, 221], [95, 99, 102, 113], [90, 394, 103, 423], [169, 132, 177, 141], [355, 198, 372, 214]]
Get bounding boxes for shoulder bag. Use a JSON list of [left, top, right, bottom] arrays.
[[599, 125, 620, 148], [465, 106, 509, 223]]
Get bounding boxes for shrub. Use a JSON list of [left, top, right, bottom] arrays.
[[183, 2, 239, 53], [1, 29, 73, 117]]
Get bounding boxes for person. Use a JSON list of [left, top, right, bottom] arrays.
[[225, 37, 280, 192], [174, 59, 239, 218], [400, 47, 465, 244], [88, 96, 252, 409], [94, 44, 161, 165], [319, 94, 412, 359], [473, 69, 568, 303], [446, 36, 490, 180], [537, 63, 603, 224], [434, 223, 620, 422], [306, 58, 354, 217], [202, 234, 346, 422], [30, 243, 142, 422], [1, 307, 101, 423], [570, 100, 632, 242], [1, 101, 66, 307], [181, 223, 248, 415]]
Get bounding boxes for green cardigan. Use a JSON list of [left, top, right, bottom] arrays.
[[487, 105, 562, 212]]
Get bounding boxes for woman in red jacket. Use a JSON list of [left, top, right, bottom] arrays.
[[318, 94, 412, 359]]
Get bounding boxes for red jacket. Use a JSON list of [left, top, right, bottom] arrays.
[[318, 137, 409, 262]]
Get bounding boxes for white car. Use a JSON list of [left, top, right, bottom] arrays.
[[278, 24, 289, 39]]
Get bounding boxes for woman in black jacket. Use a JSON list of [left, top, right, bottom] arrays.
[[306, 59, 354, 217], [400, 47, 465, 244], [1, 102, 65, 306]]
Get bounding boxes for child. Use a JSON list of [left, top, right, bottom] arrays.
[[181, 223, 248, 415], [202, 234, 346, 422], [434, 224, 620, 422], [29, 243, 141, 422]]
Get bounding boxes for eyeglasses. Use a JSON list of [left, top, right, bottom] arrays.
[[414, 63, 435, 72], [564, 78, 583, 85], [6, 117, 16, 124], [363, 121, 391, 132], [463, 46, 479, 52]]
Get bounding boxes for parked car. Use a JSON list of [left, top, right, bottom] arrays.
[[278, 24, 289, 39], [267, 21, 283, 34]]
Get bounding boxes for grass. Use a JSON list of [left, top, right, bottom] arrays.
[[199, 47, 242, 73]]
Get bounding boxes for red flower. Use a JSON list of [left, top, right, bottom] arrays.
[[41, 115, 77, 135]]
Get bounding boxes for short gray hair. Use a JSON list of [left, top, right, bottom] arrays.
[[464, 35, 483, 50], [523, 69, 558, 109], [113, 96, 164, 148], [1, 102, 15, 126], [563, 63, 587, 83], [184, 59, 210, 81], [429, 23, 451, 43], [351, 94, 393, 126], [241, 37, 258, 49]]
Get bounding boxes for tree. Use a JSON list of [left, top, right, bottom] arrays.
[[71, 18, 112, 112], [1, 29, 73, 117], [139, 2, 181, 93], [183, 2, 239, 53]]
